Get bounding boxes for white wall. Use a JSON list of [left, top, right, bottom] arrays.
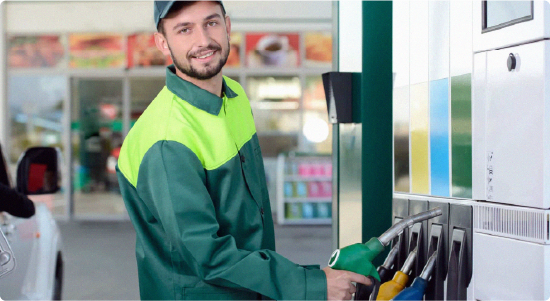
[[5, 1, 332, 34], [338, 1, 361, 72]]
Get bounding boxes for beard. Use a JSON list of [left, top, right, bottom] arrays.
[[168, 41, 229, 80]]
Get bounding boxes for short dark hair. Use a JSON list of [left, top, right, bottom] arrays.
[[157, 1, 226, 36]]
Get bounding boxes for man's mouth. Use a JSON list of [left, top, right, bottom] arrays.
[[196, 51, 215, 59]]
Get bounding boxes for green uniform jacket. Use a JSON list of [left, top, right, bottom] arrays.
[[116, 66, 327, 300]]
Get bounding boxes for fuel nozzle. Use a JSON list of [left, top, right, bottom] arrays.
[[378, 244, 400, 282], [392, 251, 438, 301], [328, 207, 442, 280], [376, 247, 417, 300], [354, 244, 400, 300]]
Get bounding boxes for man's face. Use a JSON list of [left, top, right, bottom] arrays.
[[156, 1, 231, 80]]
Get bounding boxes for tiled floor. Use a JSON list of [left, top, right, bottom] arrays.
[[58, 219, 333, 300]]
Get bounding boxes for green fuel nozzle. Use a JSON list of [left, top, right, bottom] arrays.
[[353, 244, 400, 300], [328, 207, 442, 281]]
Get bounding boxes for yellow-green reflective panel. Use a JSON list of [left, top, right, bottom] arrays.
[[410, 83, 429, 194]]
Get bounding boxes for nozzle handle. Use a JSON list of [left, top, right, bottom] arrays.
[[400, 247, 418, 274], [354, 276, 379, 300], [378, 207, 442, 246], [381, 244, 399, 270], [419, 251, 437, 280], [328, 238, 384, 280]]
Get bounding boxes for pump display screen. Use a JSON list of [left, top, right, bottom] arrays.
[[483, 1, 533, 32]]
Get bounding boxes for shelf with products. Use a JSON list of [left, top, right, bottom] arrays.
[[284, 197, 332, 203], [276, 152, 332, 225]]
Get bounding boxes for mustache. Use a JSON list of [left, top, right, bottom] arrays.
[[188, 44, 222, 58]]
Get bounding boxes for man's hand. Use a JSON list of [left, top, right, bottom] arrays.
[[323, 267, 372, 301]]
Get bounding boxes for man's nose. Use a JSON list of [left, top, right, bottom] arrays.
[[194, 27, 211, 47]]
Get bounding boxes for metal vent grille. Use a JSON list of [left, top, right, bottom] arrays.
[[474, 203, 550, 244]]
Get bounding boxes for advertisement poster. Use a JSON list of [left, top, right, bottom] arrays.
[[246, 33, 299, 68], [226, 32, 242, 67], [8, 35, 64, 68], [69, 34, 125, 68], [305, 32, 332, 67], [127, 33, 172, 68]]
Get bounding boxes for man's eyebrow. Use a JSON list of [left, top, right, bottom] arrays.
[[172, 22, 192, 31], [171, 14, 222, 31], [204, 13, 222, 21]]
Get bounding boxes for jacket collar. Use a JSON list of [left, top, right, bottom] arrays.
[[165, 65, 238, 115]]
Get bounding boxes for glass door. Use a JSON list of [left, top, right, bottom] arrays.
[[71, 78, 125, 217]]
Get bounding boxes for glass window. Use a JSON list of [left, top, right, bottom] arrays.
[[71, 78, 125, 217], [9, 76, 65, 161], [303, 76, 332, 154], [247, 76, 301, 133], [8, 75, 66, 215], [484, 1, 533, 31], [130, 77, 165, 122]]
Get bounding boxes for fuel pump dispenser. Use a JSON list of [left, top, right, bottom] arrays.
[[375, 247, 417, 300], [329, 207, 442, 300], [392, 198, 409, 270], [425, 202, 449, 300], [406, 200, 429, 283], [392, 251, 438, 301], [328, 207, 442, 281]]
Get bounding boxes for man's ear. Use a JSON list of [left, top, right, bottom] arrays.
[[154, 32, 171, 56], [225, 15, 232, 40]]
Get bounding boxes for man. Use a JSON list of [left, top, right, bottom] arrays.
[[117, 1, 371, 300]]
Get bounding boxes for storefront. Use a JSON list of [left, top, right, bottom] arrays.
[[2, 1, 335, 219]]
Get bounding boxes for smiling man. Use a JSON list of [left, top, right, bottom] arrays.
[[116, 1, 371, 300]]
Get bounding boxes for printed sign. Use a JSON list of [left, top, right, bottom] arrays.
[[305, 32, 332, 67], [8, 35, 64, 68], [246, 33, 300, 68], [69, 33, 125, 68], [127, 33, 172, 68]]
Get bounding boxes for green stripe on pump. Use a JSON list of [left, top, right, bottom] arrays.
[[451, 74, 472, 198]]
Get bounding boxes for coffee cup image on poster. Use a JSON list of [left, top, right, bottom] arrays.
[[246, 33, 300, 67]]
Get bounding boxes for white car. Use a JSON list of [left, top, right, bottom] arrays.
[[0, 146, 63, 300]]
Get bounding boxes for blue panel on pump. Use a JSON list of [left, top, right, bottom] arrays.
[[430, 78, 450, 197]]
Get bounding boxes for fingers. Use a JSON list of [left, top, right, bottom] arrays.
[[344, 291, 353, 300], [342, 271, 372, 286]]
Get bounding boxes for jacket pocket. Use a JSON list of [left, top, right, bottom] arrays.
[[183, 286, 258, 300]]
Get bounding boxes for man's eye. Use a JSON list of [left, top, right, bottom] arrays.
[[179, 28, 190, 34], [207, 21, 218, 27]]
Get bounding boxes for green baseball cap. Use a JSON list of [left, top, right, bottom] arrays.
[[154, 1, 226, 29]]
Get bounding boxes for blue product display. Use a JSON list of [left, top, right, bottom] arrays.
[[284, 182, 294, 197], [317, 202, 331, 218], [296, 182, 308, 197], [302, 203, 315, 219]]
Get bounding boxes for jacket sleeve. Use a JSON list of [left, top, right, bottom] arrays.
[[136, 140, 327, 300]]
